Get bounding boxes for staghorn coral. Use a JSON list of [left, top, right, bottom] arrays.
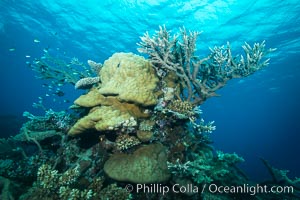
[[138, 25, 276, 104], [29, 52, 96, 86], [261, 158, 300, 190], [167, 150, 244, 185]]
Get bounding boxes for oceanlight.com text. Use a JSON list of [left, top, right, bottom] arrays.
[[125, 183, 294, 196]]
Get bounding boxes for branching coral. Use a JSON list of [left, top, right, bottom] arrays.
[[26, 164, 93, 200], [138, 25, 276, 104], [29, 52, 96, 86], [168, 151, 244, 185], [261, 158, 300, 190], [22, 109, 72, 132]]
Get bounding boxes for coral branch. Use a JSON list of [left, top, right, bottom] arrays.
[[138, 26, 276, 105], [29, 52, 98, 86]]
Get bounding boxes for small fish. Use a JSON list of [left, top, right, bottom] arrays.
[[54, 90, 64, 97], [38, 97, 43, 100], [45, 94, 50, 97], [33, 39, 40, 43], [42, 84, 48, 87], [9, 48, 15, 52], [25, 55, 31, 58], [72, 72, 78, 75], [57, 83, 63, 87], [63, 99, 70, 103], [48, 85, 53, 89]]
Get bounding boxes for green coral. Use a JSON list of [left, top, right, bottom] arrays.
[[168, 150, 244, 185]]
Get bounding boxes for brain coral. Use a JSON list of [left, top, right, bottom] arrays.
[[99, 52, 159, 106]]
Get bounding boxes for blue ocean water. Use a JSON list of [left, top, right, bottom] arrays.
[[0, 0, 299, 183]]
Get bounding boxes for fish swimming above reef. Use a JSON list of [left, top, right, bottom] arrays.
[[54, 90, 64, 97]]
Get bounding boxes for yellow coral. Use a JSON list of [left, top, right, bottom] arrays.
[[68, 106, 132, 136], [99, 52, 159, 106], [68, 53, 156, 135]]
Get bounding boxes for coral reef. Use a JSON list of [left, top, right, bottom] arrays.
[[2, 25, 296, 200]]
